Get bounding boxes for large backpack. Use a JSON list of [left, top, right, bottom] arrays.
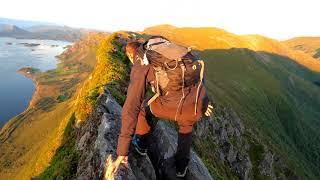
[[140, 36, 205, 117]]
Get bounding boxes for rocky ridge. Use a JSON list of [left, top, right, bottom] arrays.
[[193, 101, 298, 179], [75, 86, 213, 180]]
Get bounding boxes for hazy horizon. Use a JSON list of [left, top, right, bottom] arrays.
[[1, 0, 319, 40]]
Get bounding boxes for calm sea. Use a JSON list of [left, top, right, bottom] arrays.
[[0, 37, 71, 130]]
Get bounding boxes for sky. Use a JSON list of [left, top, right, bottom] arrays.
[[0, 0, 319, 40]]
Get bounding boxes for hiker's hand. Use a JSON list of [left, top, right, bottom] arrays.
[[204, 103, 214, 117], [104, 155, 128, 180]]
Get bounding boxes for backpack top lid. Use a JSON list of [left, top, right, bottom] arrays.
[[145, 36, 189, 60]]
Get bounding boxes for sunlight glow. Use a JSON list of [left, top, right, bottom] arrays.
[[0, 0, 319, 40]]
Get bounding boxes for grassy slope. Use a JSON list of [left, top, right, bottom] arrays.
[[1, 26, 319, 180], [143, 25, 320, 179], [36, 113, 79, 180], [283, 37, 320, 59], [36, 33, 129, 179], [144, 25, 320, 72], [202, 49, 320, 178], [0, 33, 103, 179]]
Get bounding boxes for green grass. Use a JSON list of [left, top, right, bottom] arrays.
[[36, 113, 79, 180], [106, 81, 127, 106], [20, 67, 41, 74], [35, 97, 56, 112], [200, 48, 320, 179], [193, 137, 238, 180], [75, 33, 129, 121], [247, 134, 265, 180]]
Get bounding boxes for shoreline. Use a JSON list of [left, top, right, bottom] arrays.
[[0, 69, 40, 133], [17, 68, 41, 110], [0, 37, 71, 131]]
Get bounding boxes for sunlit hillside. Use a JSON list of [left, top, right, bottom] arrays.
[[1, 25, 320, 180], [0, 32, 107, 179], [143, 25, 320, 179], [283, 37, 320, 59], [144, 25, 320, 72]]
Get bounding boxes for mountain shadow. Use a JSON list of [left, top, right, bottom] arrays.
[[199, 47, 320, 179]]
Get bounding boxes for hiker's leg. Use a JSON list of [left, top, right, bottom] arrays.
[[175, 125, 193, 173], [134, 100, 157, 151]]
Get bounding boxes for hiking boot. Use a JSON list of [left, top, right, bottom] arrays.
[[174, 153, 190, 178], [132, 134, 148, 156], [176, 166, 188, 178]]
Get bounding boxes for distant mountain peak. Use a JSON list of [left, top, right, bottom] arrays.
[[0, 17, 60, 28], [0, 18, 98, 42], [0, 24, 30, 35]]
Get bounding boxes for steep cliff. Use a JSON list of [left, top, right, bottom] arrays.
[[75, 86, 213, 180]]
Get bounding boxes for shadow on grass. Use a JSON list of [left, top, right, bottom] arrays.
[[33, 113, 78, 180], [198, 48, 320, 179]]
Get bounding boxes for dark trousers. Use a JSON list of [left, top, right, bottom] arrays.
[[135, 98, 194, 170]]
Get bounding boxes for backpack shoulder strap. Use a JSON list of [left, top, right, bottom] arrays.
[[194, 60, 205, 115]]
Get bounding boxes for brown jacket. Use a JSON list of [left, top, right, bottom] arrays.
[[116, 58, 208, 156]]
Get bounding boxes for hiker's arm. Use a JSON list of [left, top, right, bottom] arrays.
[[117, 63, 149, 156]]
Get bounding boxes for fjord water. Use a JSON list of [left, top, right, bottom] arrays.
[[0, 37, 71, 129]]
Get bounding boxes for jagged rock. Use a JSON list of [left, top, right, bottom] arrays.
[[75, 89, 212, 180], [128, 151, 156, 180], [193, 103, 300, 179], [259, 151, 275, 179], [76, 92, 155, 180], [233, 156, 252, 180], [77, 132, 90, 151], [194, 106, 252, 180], [148, 121, 214, 180]]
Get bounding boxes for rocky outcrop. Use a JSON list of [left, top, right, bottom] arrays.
[[74, 84, 297, 180], [194, 106, 252, 180], [148, 121, 213, 180], [193, 102, 299, 180], [75, 87, 213, 180], [259, 151, 275, 178]]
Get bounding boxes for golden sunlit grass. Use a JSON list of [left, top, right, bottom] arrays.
[[35, 33, 130, 179], [283, 37, 320, 58], [75, 33, 128, 123], [144, 25, 320, 72], [0, 33, 103, 180]]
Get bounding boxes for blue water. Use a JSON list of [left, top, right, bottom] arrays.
[[0, 37, 71, 129]]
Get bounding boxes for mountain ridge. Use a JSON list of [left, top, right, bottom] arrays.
[[283, 37, 320, 59], [0, 24, 32, 36], [0, 17, 59, 28], [143, 25, 320, 72], [142, 26, 320, 179], [0, 25, 319, 179], [0, 18, 98, 42]]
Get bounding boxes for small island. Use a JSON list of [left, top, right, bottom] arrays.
[[6, 42, 13, 45], [19, 43, 41, 47]]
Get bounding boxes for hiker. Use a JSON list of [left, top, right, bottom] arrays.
[[104, 36, 213, 179]]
